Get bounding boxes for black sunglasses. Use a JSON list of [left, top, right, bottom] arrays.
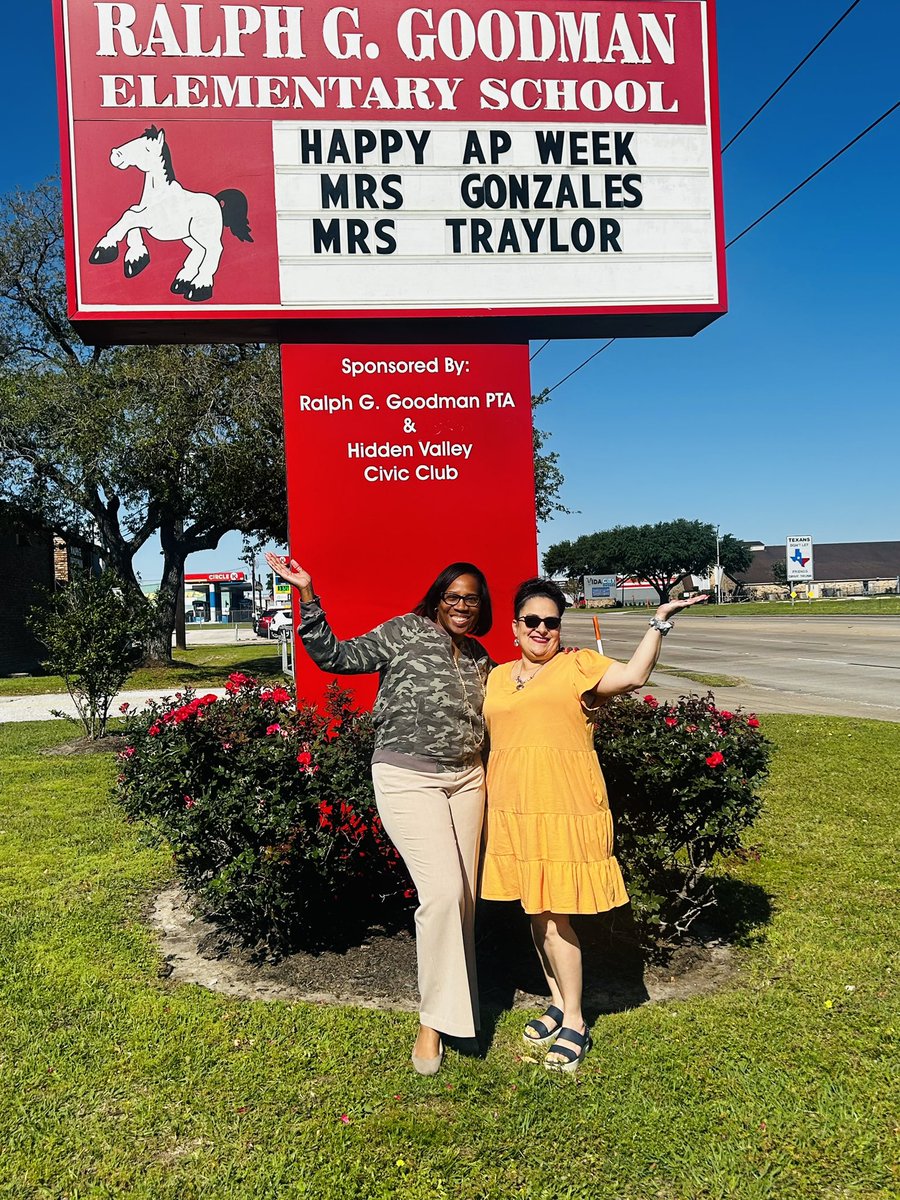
[[517, 614, 562, 631]]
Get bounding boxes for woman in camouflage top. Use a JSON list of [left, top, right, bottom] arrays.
[[266, 554, 492, 1075]]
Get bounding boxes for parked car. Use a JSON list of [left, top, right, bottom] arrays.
[[254, 607, 293, 639]]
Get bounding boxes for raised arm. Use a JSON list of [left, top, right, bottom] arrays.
[[265, 553, 400, 674], [266, 554, 315, 603], [594, 594, 708, 697]]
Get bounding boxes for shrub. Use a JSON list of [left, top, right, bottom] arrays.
[[29, 570, 151, 738], [116, 679, 414, 951], [117, 681, 770, 954], [594, 692, 771, 940]]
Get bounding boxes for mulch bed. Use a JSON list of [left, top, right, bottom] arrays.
[[155, 887, 734, 1019]]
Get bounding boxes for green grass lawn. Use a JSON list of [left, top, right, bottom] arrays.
[[1, 717, 897, 1199], [0, 642, 285, 696], [650, 665, 745, 688]]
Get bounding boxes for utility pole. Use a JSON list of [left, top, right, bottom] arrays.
[[715, 525, 722, 606], [174, 517, 186, 651]]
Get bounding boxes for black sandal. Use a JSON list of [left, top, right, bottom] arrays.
[[522, 1005, 564, 1046], [544, 1026, 592, 1073]]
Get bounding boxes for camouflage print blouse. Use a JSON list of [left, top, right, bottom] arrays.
[[297, 599, 492, 770]]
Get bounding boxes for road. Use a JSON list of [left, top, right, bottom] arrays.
[[190, 613, 900, 721], [3, 617, 897, 724], [564, 612, 900, 722]]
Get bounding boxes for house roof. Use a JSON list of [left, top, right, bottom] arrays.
[[736, 541, 900, 584]]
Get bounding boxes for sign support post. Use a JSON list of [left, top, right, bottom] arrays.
[[280, 342, 538, 706]]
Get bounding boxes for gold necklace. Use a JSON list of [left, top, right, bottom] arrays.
[[515, 659, 546, 690]]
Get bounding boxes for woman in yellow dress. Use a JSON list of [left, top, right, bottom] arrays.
[[481, 578, 706, 1072]]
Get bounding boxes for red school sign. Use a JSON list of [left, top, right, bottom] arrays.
[[53, 0, 726, 345]]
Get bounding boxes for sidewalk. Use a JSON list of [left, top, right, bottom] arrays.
[[0, 687, 227, 724]]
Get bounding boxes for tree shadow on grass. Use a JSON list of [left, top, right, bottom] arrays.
[[168, 653, 285, 677]]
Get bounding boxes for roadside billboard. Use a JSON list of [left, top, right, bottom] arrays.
[[53, 0, 726, 344], [273, 580, 293, 607], [583, 573, 617, 600], [786, 536, 814, 583]]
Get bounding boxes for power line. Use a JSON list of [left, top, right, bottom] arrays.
[[726, 101, 899, 248], [537, 101, 898, 396], [544, 339, 616, 397], [722, 0, 864, 153], [529, 339, 551, 362]]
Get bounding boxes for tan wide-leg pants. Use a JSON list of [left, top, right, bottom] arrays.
[[371, 760, 485, 1039]]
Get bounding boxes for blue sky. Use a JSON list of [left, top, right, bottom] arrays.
[[2, 2, 898, 587]]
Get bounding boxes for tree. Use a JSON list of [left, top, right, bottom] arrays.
[[542, 530, 616, 579], [28, 571, 153, 739], [531, 388, 573, 523], [0, 180, 287, 662], [771, 559, 788, 585], [718, 534, 753, 583], [544, 519, 752, 603], [1, 181, 573, 661]]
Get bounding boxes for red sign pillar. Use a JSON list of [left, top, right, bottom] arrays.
[[280, 343, 538, 708]]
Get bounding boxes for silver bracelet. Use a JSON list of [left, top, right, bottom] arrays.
[[649, 617, 674, 635]]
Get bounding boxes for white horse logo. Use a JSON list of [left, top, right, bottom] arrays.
[[89, 126, 253, 302]]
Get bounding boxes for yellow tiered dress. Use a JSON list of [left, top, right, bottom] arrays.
[[480, 649, 629, 915]]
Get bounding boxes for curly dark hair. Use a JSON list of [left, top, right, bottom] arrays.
[[414, 563, 493, 636], [513, 577, 568, 618]]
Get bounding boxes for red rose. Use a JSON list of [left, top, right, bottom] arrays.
[[119, 702, 130, 713], [184, 795, 195, 809], [719, 711, 734, 721], [148, 724, 161, 736], [643, 694, 659, 708], [200, 694, 218, 706], [705, 751, 725, 768], [297, 751, 313, 767], [686, 724, 698, 733], [266, 724, 281, 736], [747, 716, 760, 728], [664, 717, 678, 727]]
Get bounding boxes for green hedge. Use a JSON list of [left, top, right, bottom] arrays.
[[117, 679, 770, 951]]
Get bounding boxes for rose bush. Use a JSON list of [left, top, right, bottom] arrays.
[[594, 692, 771, 940], [117, 680, 770, 952], [116, 678, 414, 951]]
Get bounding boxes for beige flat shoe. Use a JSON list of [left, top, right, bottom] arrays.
[[411, 1041, 444, 1076]]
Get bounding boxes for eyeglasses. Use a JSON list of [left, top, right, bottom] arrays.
[[441, 592, 481, 609], [517, 614, 562, 631]]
